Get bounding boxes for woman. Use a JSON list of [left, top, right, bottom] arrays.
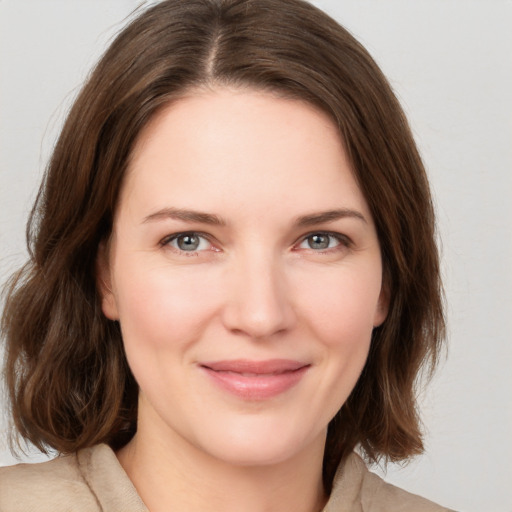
[[0, 0, 450, 510]]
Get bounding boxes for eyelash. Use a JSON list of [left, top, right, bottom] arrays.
[[159, 231, 352, 255], [160, 231, 216, 253], [295, 231, 352, 253]]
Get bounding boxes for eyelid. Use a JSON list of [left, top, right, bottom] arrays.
[[294, 231, 352, 250], [160, 231, 217, 252], [159, 230, 352, 254]]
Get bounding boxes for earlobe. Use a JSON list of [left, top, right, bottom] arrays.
[[373, 284, 390, 327], [96, 240, 119, 320]]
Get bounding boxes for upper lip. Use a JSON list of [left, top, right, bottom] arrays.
[[200, 359, 308, 375]]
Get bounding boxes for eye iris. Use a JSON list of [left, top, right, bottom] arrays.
[[177, 234, 200, 251], [308, 234, 330, 250]]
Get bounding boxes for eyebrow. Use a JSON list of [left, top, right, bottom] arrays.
[[143, 207, 226, 226], [143, 207, 366, 227], [295, 209, 367, 226]]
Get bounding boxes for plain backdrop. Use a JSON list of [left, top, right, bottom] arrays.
[[1, 1, 511, 511]]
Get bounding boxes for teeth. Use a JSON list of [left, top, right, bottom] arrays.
[[222, 370, 283, 377]]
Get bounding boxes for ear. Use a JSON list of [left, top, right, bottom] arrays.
[[373, 282, 390, 327], [96, 240, 119, 320]]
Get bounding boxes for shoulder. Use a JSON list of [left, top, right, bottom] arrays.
[[0, 450, 99, 512], [0, 444, 146, 512], [325, 453, 456, 512]]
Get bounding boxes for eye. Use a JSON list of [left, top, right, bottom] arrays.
[[162, 232, 213, 253], [297, 232, 348, 251]]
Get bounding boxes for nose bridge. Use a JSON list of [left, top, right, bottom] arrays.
[[222, 244, 295, 338]]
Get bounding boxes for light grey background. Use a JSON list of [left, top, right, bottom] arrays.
[[1, 1, 511, 511]]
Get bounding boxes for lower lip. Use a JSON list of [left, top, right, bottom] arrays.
[[201, 366, 309, 400]]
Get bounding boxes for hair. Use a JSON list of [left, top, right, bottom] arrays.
[[2, 0, 444, 493]]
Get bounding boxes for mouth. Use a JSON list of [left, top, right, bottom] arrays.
[[199, 359, 310, 400]]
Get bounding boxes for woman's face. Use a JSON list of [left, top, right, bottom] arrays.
[[99, 87, 387, 467]]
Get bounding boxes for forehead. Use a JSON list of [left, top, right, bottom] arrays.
[[129, 86, 341, 163], [119, 86, 370, 222]]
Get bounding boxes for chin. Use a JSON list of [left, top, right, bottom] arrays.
[[210, 443, 302, 468], [194, 421, 324, 468]]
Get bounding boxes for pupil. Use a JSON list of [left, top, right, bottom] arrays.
[[178, 234, 199, 251], [309, 234, 329, 250]]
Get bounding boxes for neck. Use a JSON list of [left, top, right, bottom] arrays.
[[117, 414, 327, 512]]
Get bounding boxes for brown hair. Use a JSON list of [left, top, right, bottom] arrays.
[[2, 0, 444, 492]]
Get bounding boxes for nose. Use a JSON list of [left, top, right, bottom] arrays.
[[221, 251, 296, 340]]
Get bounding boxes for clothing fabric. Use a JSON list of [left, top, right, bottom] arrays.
[[0, 443, 454, 511]]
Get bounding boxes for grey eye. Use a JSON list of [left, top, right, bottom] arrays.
[[176, 234, 200, 251], [307, 234, 331, 250], [164, 232, 213, 253]]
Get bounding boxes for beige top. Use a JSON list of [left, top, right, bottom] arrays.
[[0, 444, 455, 511]]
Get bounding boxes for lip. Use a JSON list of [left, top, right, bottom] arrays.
[[200, 359, 310, 400]]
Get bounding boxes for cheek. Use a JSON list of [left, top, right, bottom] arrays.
[[295, 264, 382, 346], [290, 266, 381, 421], [112, 262, 220, 353]]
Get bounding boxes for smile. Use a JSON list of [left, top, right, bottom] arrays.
[[200, 359, 310, 400]]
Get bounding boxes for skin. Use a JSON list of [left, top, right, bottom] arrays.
[[98, 86, 388, 512]]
